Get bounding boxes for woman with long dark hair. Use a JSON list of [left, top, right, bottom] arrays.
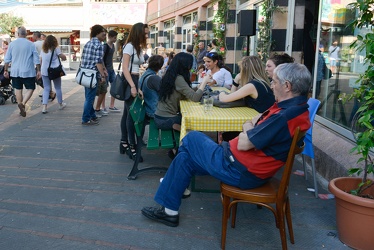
[[40, 35, 67, 114], [154, 52, 208, 131], [119, 22, 147, 159], [265, 53, 294, 80]]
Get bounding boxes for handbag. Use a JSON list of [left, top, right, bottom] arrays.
[[47, 49, 66, 80], [75, 67, 97, 88], [110, 45, 134, 101], [213, 98, 246, 108]]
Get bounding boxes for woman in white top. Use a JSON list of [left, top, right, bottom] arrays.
[[120, 22, 147, 160], [204, 52, 232, 89], [209, 39, 218, 53], [39, 35, 67, 114]]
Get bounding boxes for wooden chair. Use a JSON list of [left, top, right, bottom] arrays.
[[220, 127, 306, 250]]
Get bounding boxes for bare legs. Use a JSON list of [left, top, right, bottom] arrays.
[[15, 88, 34, 106]]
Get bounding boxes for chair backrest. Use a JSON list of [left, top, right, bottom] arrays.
[[302, 98, 321, 158], [278, 127, 306, 201], [307, 98, 321, 132]]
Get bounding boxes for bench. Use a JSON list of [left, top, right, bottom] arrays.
[[128, 96, 180, 180]]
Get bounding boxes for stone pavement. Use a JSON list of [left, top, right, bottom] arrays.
[[0, 73, 348, 249]]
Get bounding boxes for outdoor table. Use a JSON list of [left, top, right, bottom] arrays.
[[179, 97, 258, 192], [179, 101, 259, 140]]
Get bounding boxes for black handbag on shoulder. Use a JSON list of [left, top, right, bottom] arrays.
[[110, 45, 134, 101], [47, 49, 66, 80]]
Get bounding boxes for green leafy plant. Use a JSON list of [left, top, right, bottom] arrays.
[[0, 13, 23, 36], [212, 0, 230, 57], [346, 0, 374, 198], [256, 0, 282, 64]]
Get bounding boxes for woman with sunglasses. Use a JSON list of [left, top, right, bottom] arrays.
[[204, 52, 233, 89], [218, 56, 275, 113]]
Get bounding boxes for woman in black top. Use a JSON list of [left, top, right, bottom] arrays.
[[218, 56, 275, 113]]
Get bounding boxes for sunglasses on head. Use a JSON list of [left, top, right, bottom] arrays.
[[205, 52, 219, 59]]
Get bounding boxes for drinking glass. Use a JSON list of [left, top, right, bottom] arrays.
[[203, 96, 214, 113]]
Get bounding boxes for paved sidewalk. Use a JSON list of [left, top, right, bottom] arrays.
[[0, 73, 347, 249]]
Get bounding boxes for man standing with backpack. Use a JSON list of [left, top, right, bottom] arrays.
[[95, 30, 120, 116]]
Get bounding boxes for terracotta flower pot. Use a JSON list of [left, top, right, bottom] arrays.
[[329, 177, 374, 250]]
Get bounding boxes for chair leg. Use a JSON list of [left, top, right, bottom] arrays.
[[302, 154, 308, 180], [277, 205, 288, 250], [285, 198, 295, 244], [231, 202, 237, 228], [221, 194, 230, 250], [311, 158, 318, 198]]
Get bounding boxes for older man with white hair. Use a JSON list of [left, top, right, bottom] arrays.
[[3, 26, 41, 117]]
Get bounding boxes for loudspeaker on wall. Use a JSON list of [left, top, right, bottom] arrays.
[[237, 10, 257, 36]]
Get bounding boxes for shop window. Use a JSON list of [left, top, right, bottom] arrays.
[[149, 25, 158, 50], [164, 20, 175, 49], [316, 0, 367, 135], [207, 6, 214, 18], [238, 0, 250, 6]]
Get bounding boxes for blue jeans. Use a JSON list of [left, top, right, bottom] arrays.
[[41, 75, 62, 105], [154, 131, 243, 211], [155, 131, 269, 211], [82, 85, 98, 123], [154, 114, 182, 130]]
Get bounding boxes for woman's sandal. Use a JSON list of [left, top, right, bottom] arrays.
[[119, 141, 130, 155], [129, 144, 143, 162]]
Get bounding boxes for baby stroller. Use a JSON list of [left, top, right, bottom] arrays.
[[0, 65, 17, 105]]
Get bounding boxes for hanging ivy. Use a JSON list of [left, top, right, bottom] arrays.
[[193, 24, 200, 56], [212, 0, 230, 57], [257, 0, 282, 63]]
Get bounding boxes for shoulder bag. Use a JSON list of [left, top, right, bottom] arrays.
[[75, 67, 97, 89], [129, 74, 152, 128], [47, 49, 66, 80], [110, 45, 134, 101]]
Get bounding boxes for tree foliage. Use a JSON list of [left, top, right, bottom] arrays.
[[0, 13, 24, 35]]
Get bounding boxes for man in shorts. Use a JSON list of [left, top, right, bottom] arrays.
[[3, 26, 41, 117], [95, 30, 120, 116]]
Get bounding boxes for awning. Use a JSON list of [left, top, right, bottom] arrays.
[[29, 28, 73, 32]]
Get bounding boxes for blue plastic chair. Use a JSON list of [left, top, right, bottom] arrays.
[[302, 98, 321, 198]]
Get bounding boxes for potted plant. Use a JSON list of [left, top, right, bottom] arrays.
[[328, 1, 374, 249]]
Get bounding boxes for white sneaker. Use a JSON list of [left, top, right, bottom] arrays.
[[109, 107, 121, 112], [59, 102, 67, 110], [95, 110, 103, 118], [100, 109, 109, 116]]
